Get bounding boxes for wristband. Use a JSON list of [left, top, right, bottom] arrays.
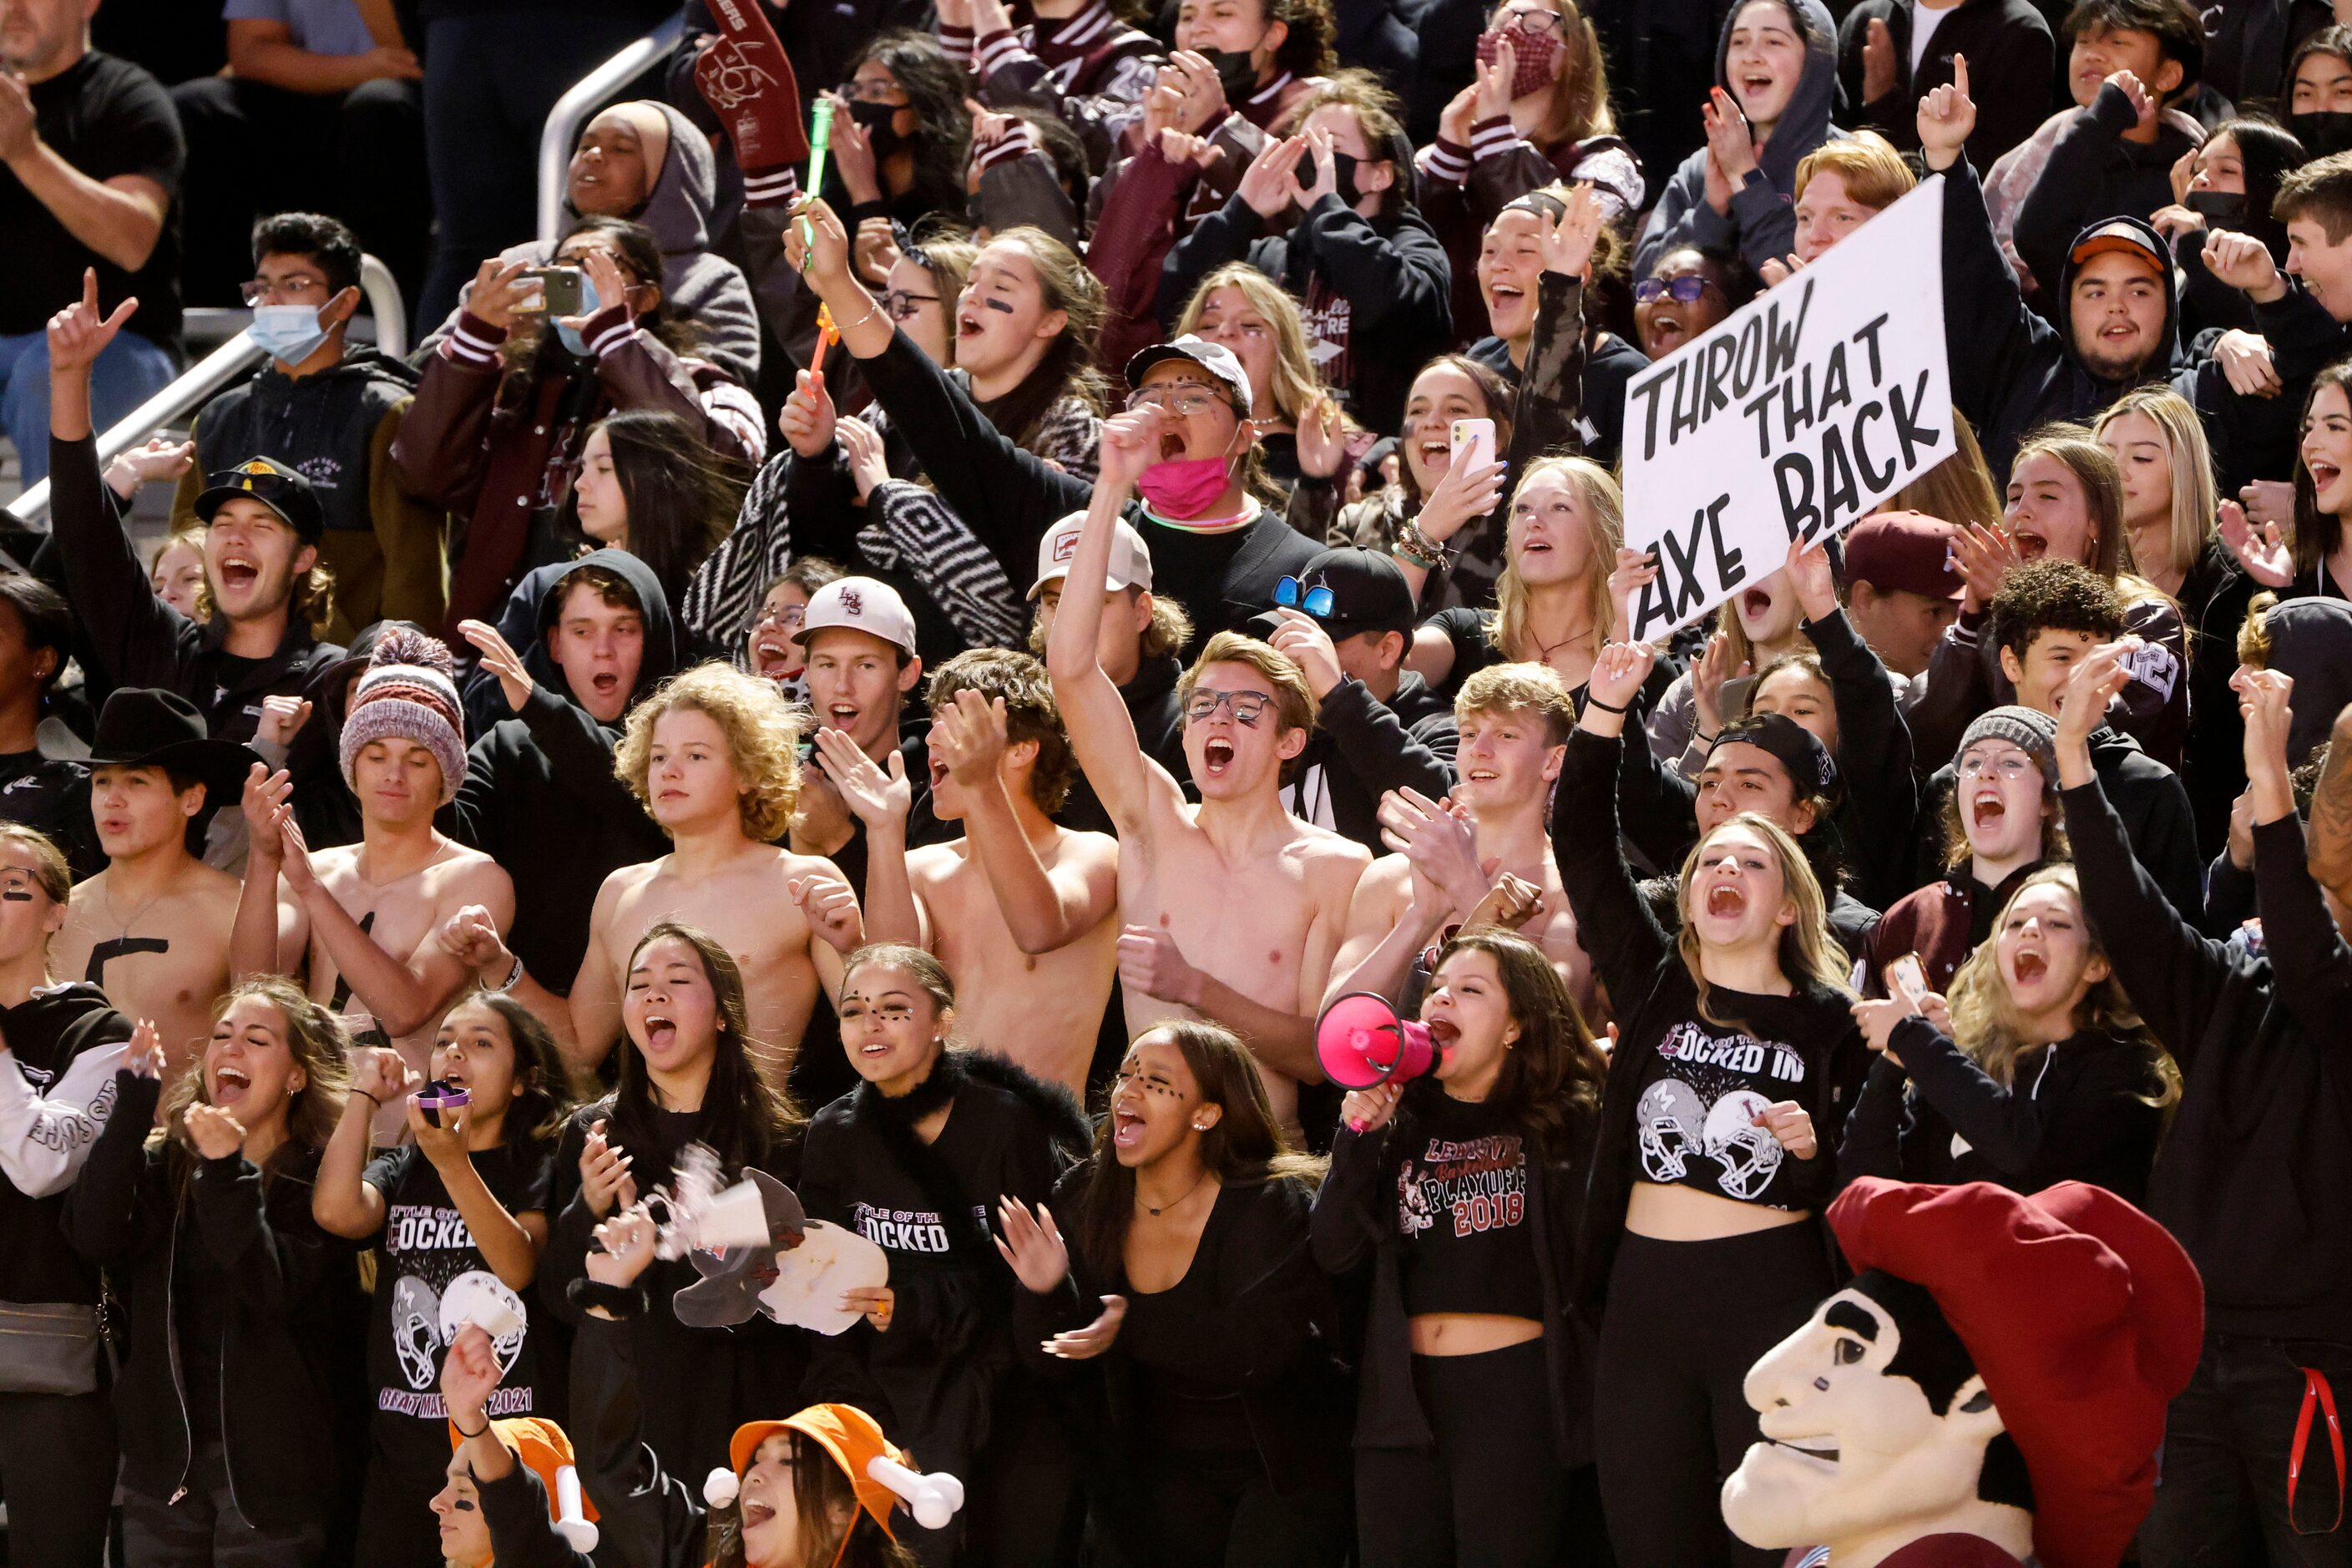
[[356, 1090, 383, 1110], [568, 1277, 648, 1319], [488, 954, 524, 995], [453, 1414, 489, 1439], [1693, 729, 1717, 747], [1583, 695, 1626, 715]]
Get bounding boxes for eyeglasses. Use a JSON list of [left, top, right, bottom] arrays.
[[1274, 574, 1336, 618], [1494, 8, 1572, 37], [882, 289, 938, 321], [1633, 276, 1719, 305], [1128, 385, 1231, 417], [1958, 753, 2036, 781], [1183, 688, 1273, 725], [754, 604, 807, 630], [241, 276, 331, 305]]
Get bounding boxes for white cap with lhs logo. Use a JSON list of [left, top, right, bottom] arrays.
[[1029, 513, 1155, 599], [792, 576, 918, 655]]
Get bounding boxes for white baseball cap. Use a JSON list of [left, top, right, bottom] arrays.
[[1029, 513, 1155, 599], [793, 576, 918, 655], [1125, 335, 1252, 414]]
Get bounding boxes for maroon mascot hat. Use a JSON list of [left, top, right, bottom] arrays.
[[1830, 1179, 2204, 1568]]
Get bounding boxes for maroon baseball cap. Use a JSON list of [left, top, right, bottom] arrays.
[[1844, 512, 1963, 601]]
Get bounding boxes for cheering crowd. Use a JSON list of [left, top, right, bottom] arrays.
[[3, 0, 2352, 1560]]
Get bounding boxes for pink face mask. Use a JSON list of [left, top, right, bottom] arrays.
[[1475, 24, 1565, 99], [1137, 453, 1236, 516]]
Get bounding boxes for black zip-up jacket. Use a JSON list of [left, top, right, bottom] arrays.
[[1028, 1167, 1352, 1543], [799, 1051, 1089, 1472], [64, 1072, 358, 1528], [563, 1313, 733, 1568], [2063, 774, 2352, 1341], [1282, 670, 1458, 855], [1556, 729, 1870, 1313], [1311, 1089, 1596, 1466], [854, 327, 1323, 643], [46, 433, 345, 746], [1836, 0, 2053, 168], [1158, 191, 1454, 437], [1839, 1020, 2167, 1203], [440, 550, 682, 992], [0, 984, 131, 1307]]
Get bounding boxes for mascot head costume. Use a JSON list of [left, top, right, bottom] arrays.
[[1722, 1179, 2203, 1568]]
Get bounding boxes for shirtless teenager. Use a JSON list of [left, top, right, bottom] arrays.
[[55, 690, 250, 1077], [1046, 372, 1370, 1137], [230, 631, 514, 1141], [826, 647, 1118, 1098], [1324, 662, 1600, 1022], [453, 663, 864, 1096]]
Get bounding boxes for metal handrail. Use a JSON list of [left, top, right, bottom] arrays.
[[536, 15, 687, 247], [5, 254, 410, 526]]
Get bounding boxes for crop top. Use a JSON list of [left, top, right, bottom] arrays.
[[1396, 1092, 1545, 1319], [1631, 1012, 1818, 1211]]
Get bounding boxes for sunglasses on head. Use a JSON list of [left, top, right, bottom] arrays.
[[1634, 276, 1717, 305], [1274, 574, 1336, 618]]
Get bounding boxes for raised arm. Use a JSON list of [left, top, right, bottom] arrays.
[[2300, 699, 2352, 903], [1045, 410, 1181, 837], [313, 1048, 408, 1239], [1789, 543, 1918, 909], [1554, 643, 1678, 1002], [2239, 668, 2352, 1040], [407, 1092, 548, 1292], [936, 690, 1120, 953], [1918, 61, 2054, 435], [564, 877, 629, 1075], [2053, 642, 2232, 1062], [0, 1011, 134, 1198], [231, 767, 311, 979], [3, 83, 172, 272], [812, 730, 923, 947]]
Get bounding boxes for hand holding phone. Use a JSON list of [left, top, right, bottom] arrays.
[[1885, 953, 1930, 1014], [1449, 417, 1495, 472], [524, 266, 584, 316]]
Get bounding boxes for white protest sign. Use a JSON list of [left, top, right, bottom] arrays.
[[1621, 176, 1954, 641]]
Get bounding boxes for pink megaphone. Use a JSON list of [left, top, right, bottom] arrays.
[[1315, 991, 1442, 1091]]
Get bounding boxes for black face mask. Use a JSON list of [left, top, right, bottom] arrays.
[[2292, 110, 2352, 159], [1296, 149, 1363, 203], [1208, 48, 1263, 105], [2185, 189, 2249, 225], [847, 97, 908, 159]]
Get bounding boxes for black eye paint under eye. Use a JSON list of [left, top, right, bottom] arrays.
[[984, 297, 1016, 314], [453, 1499, 477, 1513], [1, 890, 30, 902]]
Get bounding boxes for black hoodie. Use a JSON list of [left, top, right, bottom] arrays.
[[1940, 164, 2301, 488], [2011, 80, 2203, 309], [442, 549, 681, 992]]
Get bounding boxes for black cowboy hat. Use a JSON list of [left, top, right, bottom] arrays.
[[86, 689, 259, 802]]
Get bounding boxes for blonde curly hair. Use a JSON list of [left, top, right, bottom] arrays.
[[615, 662, 806, 842]]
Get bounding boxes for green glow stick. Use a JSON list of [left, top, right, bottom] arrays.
[[802, 98, 836, 260]]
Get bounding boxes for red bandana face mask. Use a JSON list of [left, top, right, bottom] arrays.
[[1475, 26, 1564, 100]]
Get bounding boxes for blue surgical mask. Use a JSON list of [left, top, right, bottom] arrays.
[[250, 303, 332, 367], [554, 276, 607, 358]]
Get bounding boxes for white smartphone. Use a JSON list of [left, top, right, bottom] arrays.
[[1885, 953, 1930, 1014], [1449, 417, 1496, 472]]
